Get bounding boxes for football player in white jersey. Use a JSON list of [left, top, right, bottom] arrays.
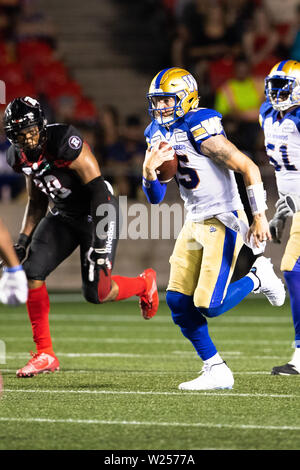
[[142, 67, 286, 390], [260, 60, 300, 375]]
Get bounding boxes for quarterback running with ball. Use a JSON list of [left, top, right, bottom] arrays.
[[142, 67, 285, 390], [260, 60, 300, 375]]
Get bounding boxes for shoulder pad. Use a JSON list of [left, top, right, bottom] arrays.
[[47, 124, 83, 161], [6, 145, 22, 173], [290, 106, 300, 119], [184, 108, 224, 142], [259, 100, 273, 128], [144, 121, 159, 139]]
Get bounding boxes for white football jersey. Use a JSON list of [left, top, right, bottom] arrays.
[[144, 108, 243, 221], [259, 101, 300, 196]]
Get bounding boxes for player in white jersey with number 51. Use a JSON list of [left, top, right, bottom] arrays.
[[142, 67, 285, 390], [260, 60, 300, 375]]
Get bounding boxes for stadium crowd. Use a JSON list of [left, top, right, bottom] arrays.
[[1, 0, 300, 201]]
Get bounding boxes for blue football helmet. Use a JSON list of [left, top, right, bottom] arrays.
[[147, 67, 199, 126]]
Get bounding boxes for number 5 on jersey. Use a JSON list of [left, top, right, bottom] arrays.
[[177, 155, 200, 189]]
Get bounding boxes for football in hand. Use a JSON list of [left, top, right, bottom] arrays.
[[156, 141, 178, 183]]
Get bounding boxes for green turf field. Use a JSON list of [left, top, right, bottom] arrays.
[[0, 296, 299, 450]]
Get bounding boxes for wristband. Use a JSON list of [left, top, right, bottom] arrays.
[[142, 177, 167, 204], [17, 233, 31, 248], [4, 265, 23, 273], [246, 183, 267, 215]]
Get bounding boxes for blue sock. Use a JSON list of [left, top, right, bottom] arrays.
[[181, 322, 218, 361], [200, 276, 254, 318], [166, 291, 217, 361], [283, 271, 300, 346]]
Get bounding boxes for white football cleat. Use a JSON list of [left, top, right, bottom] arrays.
[[178, 361, 234, 391], [248, 256, 286, 306]]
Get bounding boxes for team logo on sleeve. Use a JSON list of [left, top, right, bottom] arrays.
[[68, 136, 82, 149]]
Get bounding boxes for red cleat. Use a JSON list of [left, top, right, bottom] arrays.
[[16, 352, 60, 378], [139, 268, 159, 319]]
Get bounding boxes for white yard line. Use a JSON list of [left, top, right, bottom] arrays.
[[0, 369, 270, 375], [0, 416, 298, 431], [2, 388, 299, 398], [2, 352, 285, 360], [0, 330, 292, 346], [0, 314, 292, 324]]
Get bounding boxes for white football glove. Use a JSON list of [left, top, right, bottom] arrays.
[[0, 267, 28, 305], [269, 194, 300, 243]]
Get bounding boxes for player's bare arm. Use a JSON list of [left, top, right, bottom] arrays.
[[201, 134, 271, 246], [69, 142, 101, 182], [21, 175, 49, 238]]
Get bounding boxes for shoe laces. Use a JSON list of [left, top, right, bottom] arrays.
[[199, 361, 225, 376], [199, 363, 211, 376], [28, 351, 45, 367], [29, 351, 39, 360]]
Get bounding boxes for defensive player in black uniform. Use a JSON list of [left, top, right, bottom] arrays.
[[3, 96, 159, 377]]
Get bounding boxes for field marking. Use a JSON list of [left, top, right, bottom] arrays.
[[3, 388, 300, 399], [0, 369, 271, 375], [0, 330, 292, 346], [3, 352, 286, 360], [0, 313, 292, 324], [0, 416, 298, 431], [0, 337, 245, 353]]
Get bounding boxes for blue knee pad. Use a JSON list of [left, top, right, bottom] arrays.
[[166, 290, 206, 328], [166, 290, 217, 361]]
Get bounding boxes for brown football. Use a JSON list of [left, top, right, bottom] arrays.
[[156, 141, 178, 183]]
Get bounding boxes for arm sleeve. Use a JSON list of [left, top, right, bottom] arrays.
[[142, 177, 167, 204], [84, 176, 115, 248]]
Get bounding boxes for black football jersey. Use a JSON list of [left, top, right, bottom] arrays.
[[6, 123, 91, 216]]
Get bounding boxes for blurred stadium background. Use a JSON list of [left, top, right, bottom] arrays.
[[0, 0, 298, 290]]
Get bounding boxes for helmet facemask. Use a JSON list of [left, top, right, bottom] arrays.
[[4, 112, 47, 158], [265, 76, 300, 111], [147, 89, 192, 127], [148, 93, 181, 126]]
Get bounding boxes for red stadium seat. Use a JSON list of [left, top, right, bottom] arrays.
[[17, 40, 53, 61], [17, 40, 54, 73], [73, 97, 98, 122], [6, 82, 37, 103], [0, 63, 26, 86], [0, 42, 10, 65], [31, 61, 69, 93]]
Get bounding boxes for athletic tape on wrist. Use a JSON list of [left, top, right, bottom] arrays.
[[246, 183, 267, 215]]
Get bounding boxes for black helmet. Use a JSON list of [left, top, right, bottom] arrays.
[[3, 96, 47, 153]]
